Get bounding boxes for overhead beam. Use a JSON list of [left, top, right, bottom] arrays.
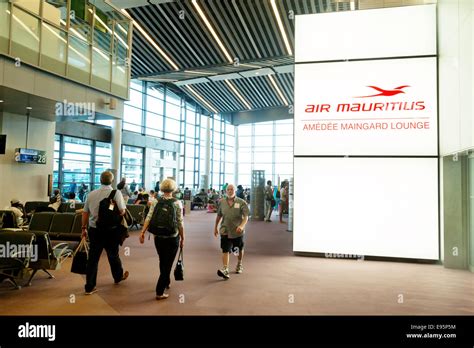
[[224, 106, 292, 126]]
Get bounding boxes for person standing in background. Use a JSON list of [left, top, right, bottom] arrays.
[[279, 181, 289, 224], [130, 179, 137, 193], [117, 178, 131, 203], [69, 179, 77, 195], [264, 180, 274, 222]]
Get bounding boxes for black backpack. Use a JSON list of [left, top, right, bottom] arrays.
[[148, 198, 178, 236], [96, 190, 122, 231]]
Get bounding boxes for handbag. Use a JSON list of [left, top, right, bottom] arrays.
[[71, 237, 89, 274], [173, 247, 184, 281]]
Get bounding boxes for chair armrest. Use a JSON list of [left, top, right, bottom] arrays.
[[52, 243, 72, 262]]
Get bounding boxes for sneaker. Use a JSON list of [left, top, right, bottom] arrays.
[[236, 264, 243, 274], [115, 270, 129, 284], [217, 268, 230, 280], [156, 294, 169, 300], [85, 288, 98, 295]]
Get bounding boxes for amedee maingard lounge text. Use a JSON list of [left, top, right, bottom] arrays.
[[302, 101, 430, 131]]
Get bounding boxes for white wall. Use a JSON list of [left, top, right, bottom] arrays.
[[438, 0, 474, 155], [0, 113, 55, 208]]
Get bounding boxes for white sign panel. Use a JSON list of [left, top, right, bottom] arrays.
[[295, 4, 436, 62], [294, 57, 438, 156], [293, 157, 439, 260]]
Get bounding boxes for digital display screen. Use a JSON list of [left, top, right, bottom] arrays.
[[14, 148, 47, 164]]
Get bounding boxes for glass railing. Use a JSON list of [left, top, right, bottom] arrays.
[[0, 0, 132, 100]]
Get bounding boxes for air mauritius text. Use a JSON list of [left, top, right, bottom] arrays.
[[305, 101, 425, 113]]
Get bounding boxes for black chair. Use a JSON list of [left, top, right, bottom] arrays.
[[45, 213, 81, 251], [28, 212, 55, 232], [191, 196, 205, 210], [47, 213, 75, 240], [26, 231, 72, 286], [0, 231, 36, 289], [126, 204, 146, 229], [24, 201, 49, 215]]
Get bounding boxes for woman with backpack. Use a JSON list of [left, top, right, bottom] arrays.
[[139, 178, 185, 300]]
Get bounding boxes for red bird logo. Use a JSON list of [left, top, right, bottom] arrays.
[[355, 85, 410, 98]]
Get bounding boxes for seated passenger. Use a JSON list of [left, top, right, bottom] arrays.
[[6, 199, 26, 226], [48, 189, 62, 212]]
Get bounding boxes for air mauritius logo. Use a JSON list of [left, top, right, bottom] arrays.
[[302, 83, 430, 131], [355, 85, 410, 98], [304, 84, 424, 113]]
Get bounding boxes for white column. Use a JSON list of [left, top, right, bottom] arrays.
[[234, 126, 239, 185], [144, 148, 153, 192], [111, 119, 122, 187], [204, 115, 211, 189]]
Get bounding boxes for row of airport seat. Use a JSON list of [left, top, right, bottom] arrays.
[[0, 230, 71, 289], [0, 203, 146, 289], [24, 201, 84, 215]]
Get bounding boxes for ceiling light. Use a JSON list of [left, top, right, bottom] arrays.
[[0, 100, 4, 103], [185, 85, 218, 114], [239, 63, 261, 69], [121, 9, 179, 71], [192, 0, 233, 64], [239, 68, 274, 78], [140, 77, 177, 83], [175, 78, 210, 86], [208, 73, 241, 82], [26, 106, 33, 110], [184, 70, 216, 75], [270, 0, 293, 56], [268, 75, 288, 106], [225, 80, 252, 110]]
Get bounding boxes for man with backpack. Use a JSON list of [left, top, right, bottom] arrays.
[[139, 178, 185, 300], [81, 171, 129, 295]]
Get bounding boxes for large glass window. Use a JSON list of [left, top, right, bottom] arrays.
[[62, 136, 92, 198], [53, 134, 61, 188], [237, 120, 293, 188], [151, 149, 161, 186], [122, 145, 144, 188], [54, 135, 114, 201], [94, 142, 111, 189], [146, 112, 163, 138], [123, 104, 143, 133]]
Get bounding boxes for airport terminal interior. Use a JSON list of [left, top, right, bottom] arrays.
[[0, 0, 473, 316]]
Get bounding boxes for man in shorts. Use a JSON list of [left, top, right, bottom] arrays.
[[214, 184, 249, 280]]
